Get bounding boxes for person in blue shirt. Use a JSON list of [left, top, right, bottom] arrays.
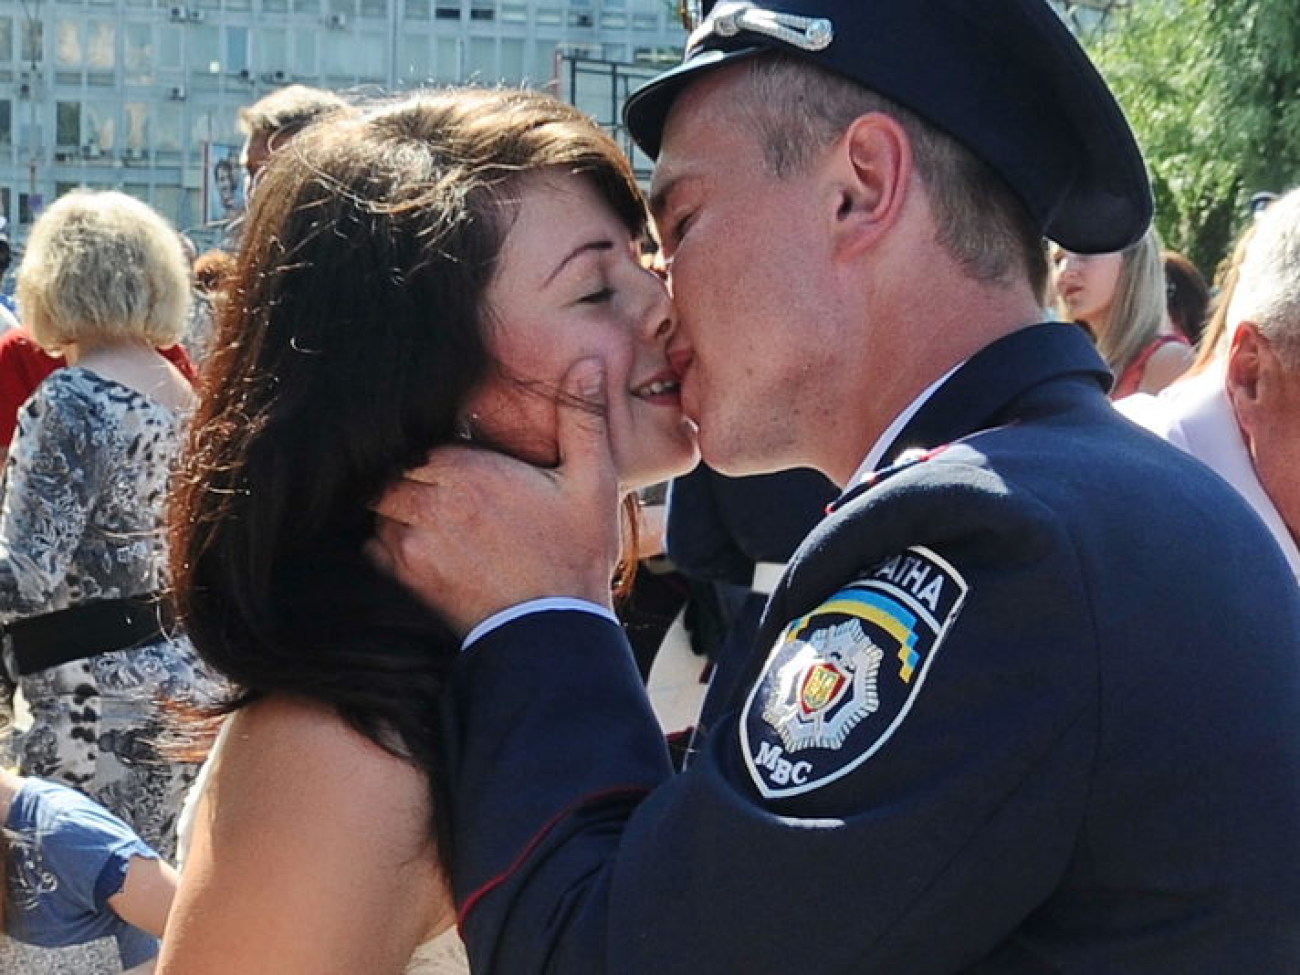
[[0, 768, 176, 973]]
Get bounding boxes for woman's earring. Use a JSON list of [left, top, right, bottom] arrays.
[[455, 413, 479, 442]]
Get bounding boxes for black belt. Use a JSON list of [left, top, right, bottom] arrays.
[[2, 594, 177, 677]]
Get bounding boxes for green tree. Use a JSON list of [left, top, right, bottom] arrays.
[[1087, 0, 1300, 278]]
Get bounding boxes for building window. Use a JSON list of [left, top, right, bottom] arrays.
[[154, 184, 184, 227], [258, 28, 288, 74], [19, 192, 44, 225], [499, 37, 524, 84], [154, 102, 182, 153], [405, 0, 431, 19], [21, 18, 43, 63], [123, 102, 149, 153], [226, 26, 250, 76], [87, 21, 115, 69], [190, 24, 221, 75], [434, 36, 458, 82], [0, 17, 13, 63], [467, 37, 494, 80], [293, 31, 317, 76], [83, 101, 116, 151], [321, 32, 352, 80], [159, 26, 182, 70], [400, 34, 430, 82], [55, 101, 81, 147], [55, 20, 82, 66], [0, 101, 10, 145], [355, 33, 385, 81], [125, 23, 155, 83]]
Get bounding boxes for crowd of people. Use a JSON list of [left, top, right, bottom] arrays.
[[0, 0, 1296, 971]]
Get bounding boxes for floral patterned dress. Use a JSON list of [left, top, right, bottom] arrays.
[[0, 367, 222, 861]]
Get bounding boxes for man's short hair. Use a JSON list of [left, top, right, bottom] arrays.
[[737, 56, 1046, 291], [1228, 186, 1300, 365], [238, 84, 348, 142]]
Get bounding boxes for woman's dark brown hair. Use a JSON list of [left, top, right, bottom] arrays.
[[1163, 250, 1210, 347], [169, 88, 646, 825]]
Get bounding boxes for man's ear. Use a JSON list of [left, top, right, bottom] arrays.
[[828, 112, 912, 261], [1226, 322, 1267, 437]]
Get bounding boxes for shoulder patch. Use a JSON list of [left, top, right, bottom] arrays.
[[740, 545, 968, 799]]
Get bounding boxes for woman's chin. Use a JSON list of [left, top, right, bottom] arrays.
[[617, 439, 701, 495]]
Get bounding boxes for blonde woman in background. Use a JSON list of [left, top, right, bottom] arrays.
[[1054, 227, 1194, 397], [2, 190, 221, 861]]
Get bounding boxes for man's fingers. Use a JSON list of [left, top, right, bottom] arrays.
[[373, 475, 445, 527], [399, 444, 479, 488], [558, 357, 615, 484]]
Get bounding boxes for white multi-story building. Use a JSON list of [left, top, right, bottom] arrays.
[[0, 0, 684, 246]]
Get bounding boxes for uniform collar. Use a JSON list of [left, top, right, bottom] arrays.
[[879, 323, 1108, 465], [841, 323, 1111, 499], [847, 364, 960, 490]]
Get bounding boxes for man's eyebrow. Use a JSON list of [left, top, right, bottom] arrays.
[[543, 239, 614, 288]]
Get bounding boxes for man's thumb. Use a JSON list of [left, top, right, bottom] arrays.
[[559, 357, 612, 473]]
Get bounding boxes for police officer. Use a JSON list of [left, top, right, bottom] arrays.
[[375, 1, 1300, 970]]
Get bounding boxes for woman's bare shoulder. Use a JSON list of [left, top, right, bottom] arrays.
[[205, 695, 434, 860]]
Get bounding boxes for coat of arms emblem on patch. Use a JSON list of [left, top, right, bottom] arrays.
[[761, 620, 883, 752], [741, 545, 968, 798]]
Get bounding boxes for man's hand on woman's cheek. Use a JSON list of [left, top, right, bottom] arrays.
[[369, 359, 622, 636]]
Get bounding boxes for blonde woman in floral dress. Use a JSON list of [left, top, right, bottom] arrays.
[[1, 190, 222, 861]]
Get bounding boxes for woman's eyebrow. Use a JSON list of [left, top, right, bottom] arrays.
[[544, 239, 615, 287]]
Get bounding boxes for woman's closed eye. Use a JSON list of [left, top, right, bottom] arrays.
[[580, 286, 615, 304]]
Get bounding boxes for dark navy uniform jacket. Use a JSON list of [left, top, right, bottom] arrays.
[[442, 323, 1300, 973], [666, 464, 837, 589]]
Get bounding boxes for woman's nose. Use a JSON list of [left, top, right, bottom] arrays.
[[643, 270, 676, 343]]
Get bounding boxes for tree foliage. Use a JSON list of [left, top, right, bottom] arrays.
[[1086, 0, 1300, 278]]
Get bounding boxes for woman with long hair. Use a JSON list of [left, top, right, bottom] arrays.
[[159, 88, 697, 974], [1054, 227, 1194, 398]]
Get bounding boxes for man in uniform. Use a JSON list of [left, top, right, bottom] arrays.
[[375, 1, 1300, 970]]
